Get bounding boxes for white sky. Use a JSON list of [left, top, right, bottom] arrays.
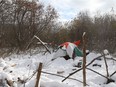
[[40, 0, 116, 22]]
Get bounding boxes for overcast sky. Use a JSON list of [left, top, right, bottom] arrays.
[[39, 0, 116, 22]]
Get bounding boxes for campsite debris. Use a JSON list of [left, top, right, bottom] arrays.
[[18, 77, 25, 84], [57, 71, 65, 74], [92, 64, 101, 67], [96, 57, 102, 60], [52, 40, 85, 61], [106, 78, 115, 84], [5, 78, 14, 87], [73, 60, 82, 68]]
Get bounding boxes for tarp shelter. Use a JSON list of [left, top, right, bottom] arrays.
[[52, 40, 83, 60]]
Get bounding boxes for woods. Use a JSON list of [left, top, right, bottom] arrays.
[[0, 0, 58, 51], [68, 12, 116, 53], [0, 0, 116, 54]]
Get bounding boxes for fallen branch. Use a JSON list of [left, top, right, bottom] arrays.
[[62, 54, 108, 82], [25, 19, 51, 50], [34, 35, 51, 54], [25, 70, 37, 83], [62, 55, 105, 82], [86, 68, 115, 84], [26, 36, 35, 50], [41, 71, 89, 86], [110, 71, 116, 77], [87, 54, 108, 66], [106, 57, 116, 62], [86, 68, 108, 79]]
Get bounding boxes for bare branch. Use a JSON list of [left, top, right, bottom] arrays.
[[62, 54, 108, 82], [34, 35, 51, 54], [41, 71, 89, 86], [110, 71, 116, 77], [86, 68, 109, 79]]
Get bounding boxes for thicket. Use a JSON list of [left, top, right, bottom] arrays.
[[66, 12, 116, 53], [0, 0, 116, 54], [0, 0, 58, 50]]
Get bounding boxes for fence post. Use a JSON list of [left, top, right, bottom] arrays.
[[103, 52, 109, 77], [35, 62, 43, 87], [82, 32, 86, 87]]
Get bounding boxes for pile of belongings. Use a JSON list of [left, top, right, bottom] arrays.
[[52, 40, 89, 61]]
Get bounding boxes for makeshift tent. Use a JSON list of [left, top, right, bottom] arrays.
[[52, 40, 84, 61]]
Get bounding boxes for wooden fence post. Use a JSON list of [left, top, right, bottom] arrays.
[[103, 52, 109, 77], [35, 62, 43, 87], [82, 32, 86, 87]]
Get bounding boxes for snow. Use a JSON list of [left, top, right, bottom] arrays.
[[104, 49, 109, 55], [0, 50, 116, 87], [52, 49, 66, 59]]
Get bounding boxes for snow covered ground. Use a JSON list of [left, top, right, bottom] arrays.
[[0, 50, 116, 87]]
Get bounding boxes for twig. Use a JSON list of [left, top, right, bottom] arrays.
[[5, 79, 14, 87], [106, 57, 116, 62], [25, 17, 52, 50], [87, 54, 108, 66], [86, 68, 109, 79], [110, 71, 116, 77], [25, 36, 35, 50], [25, 70, 37, 82], [24, 70, 89, 86], [87, 68, 115, 84]]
